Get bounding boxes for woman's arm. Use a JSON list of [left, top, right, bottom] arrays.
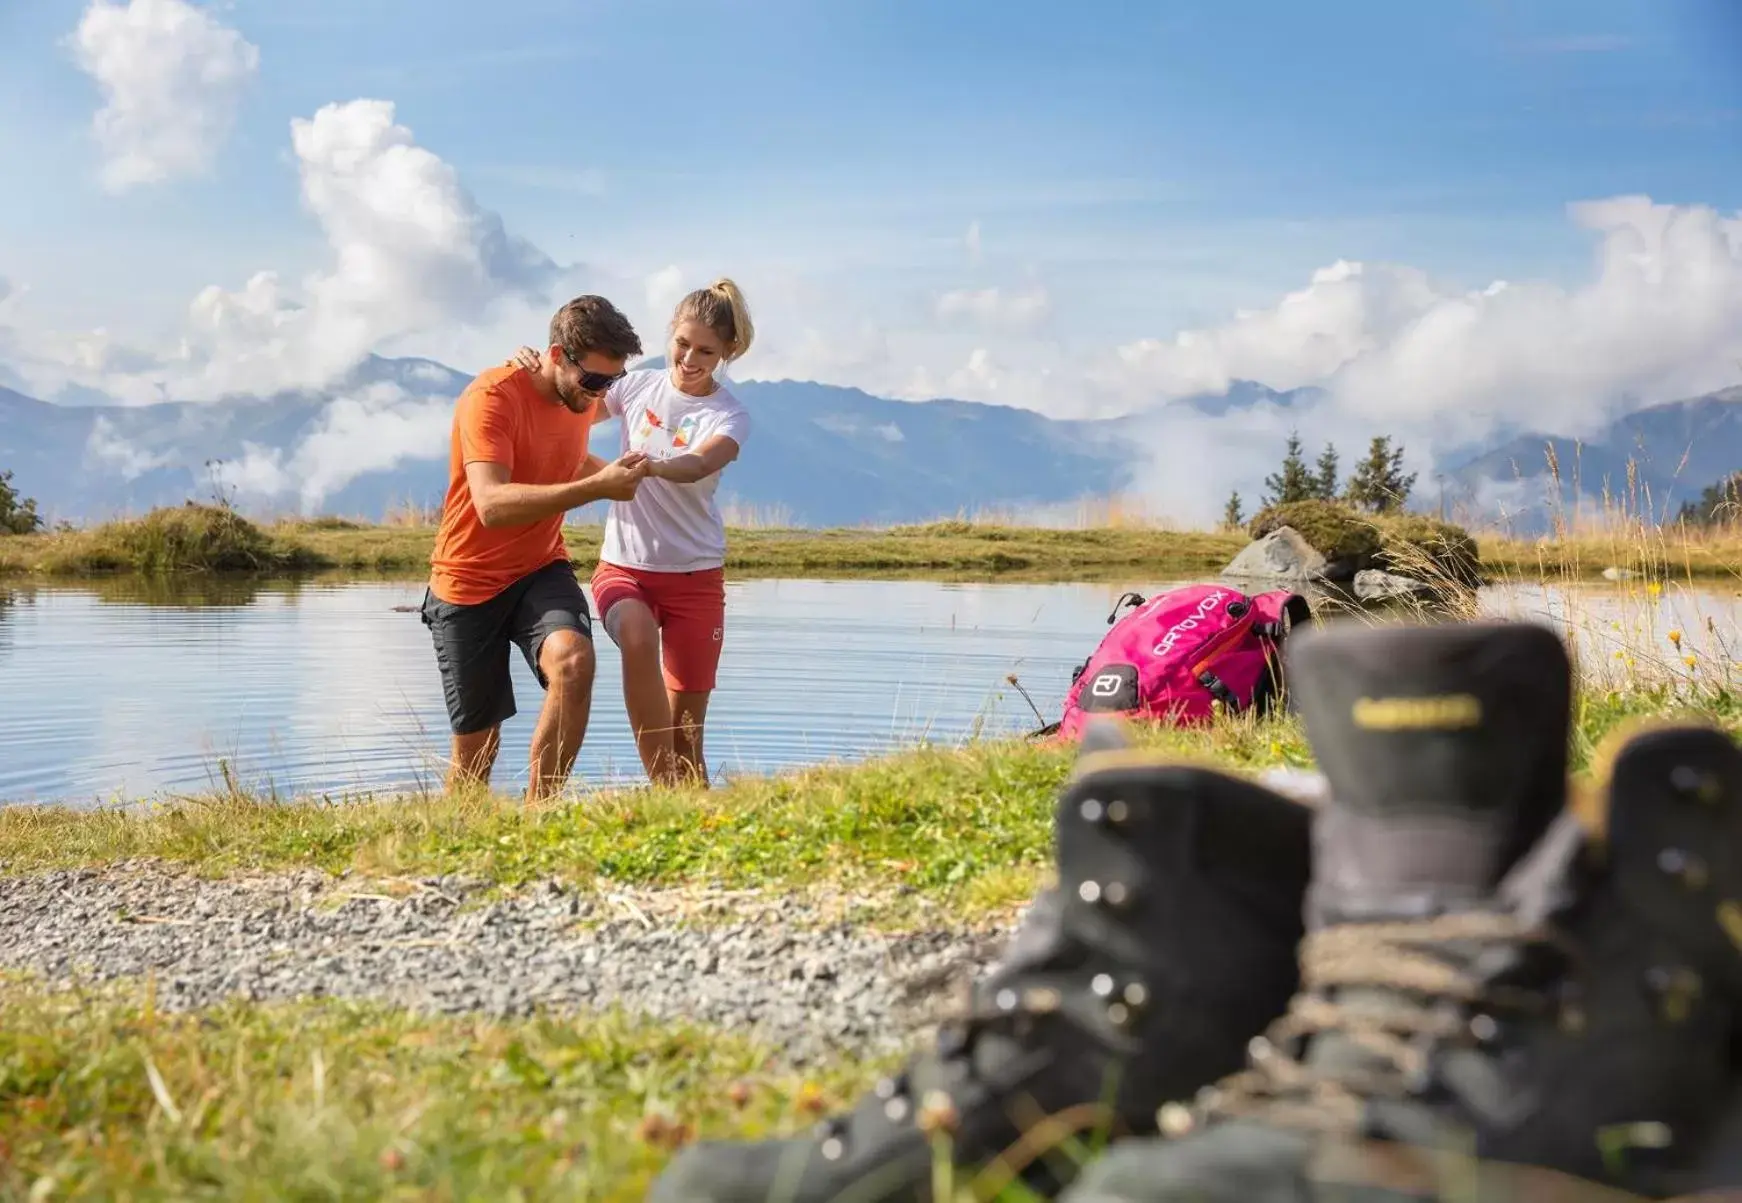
[[648, 435, 741, 485]]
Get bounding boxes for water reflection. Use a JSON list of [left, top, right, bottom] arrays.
[[0, 575, 1735, 809]]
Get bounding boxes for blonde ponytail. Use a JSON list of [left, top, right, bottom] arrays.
[[710, 277, 755, 362], [675, 276, 755, 362]]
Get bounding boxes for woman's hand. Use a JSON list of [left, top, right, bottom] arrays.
[[507, 346, 543, 372]]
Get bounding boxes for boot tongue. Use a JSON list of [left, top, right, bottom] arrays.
[[1286, 619, 1573, 926]]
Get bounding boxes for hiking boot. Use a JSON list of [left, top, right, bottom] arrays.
[[644, 719, 1315, 1202], [1685, 1083, 1742, 1191], [1056, 618, 1742, 1203]]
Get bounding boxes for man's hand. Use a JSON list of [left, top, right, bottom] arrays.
[[585, 452, 650, 502], [464, 450, 649, 527], [508, 346, 543, 372]]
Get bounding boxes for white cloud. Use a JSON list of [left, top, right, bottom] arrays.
[[643, 265, 686, 328], [935, 285, 1050, 330], [965, 220, 982, 263], [173, 98, 562, 398], [4, 97, 571, 404], [790, 197, 1740, 526], [1094, 259, 1431, 409], [82, 414, 176, 480], [740, 321, 898, 395], [947, 347, 1001, 395], [69, 0, 260, 191], [213, 382, 454, 512], [0, 292, 169, 403], [626, 195, 1742, 488]]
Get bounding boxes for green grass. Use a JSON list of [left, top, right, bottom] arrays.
[[6, 685, 1739, 921], [6, 500, 1742, 584], [0, 504, 328, 576], [0, 973, 893, 1202], [0, 510, 1250, 583], [4, 657, 1740, 1199]]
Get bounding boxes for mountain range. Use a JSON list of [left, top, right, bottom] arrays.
[[1, 356, 1737, 533]]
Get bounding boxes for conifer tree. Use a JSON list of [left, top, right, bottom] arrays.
[[1312, 443, 1339, 500], [0, 469, 41, 535], [1223, 490, 1244, 530], [1344, 436, 1417, 513], [1261, 431, 1316, 507]]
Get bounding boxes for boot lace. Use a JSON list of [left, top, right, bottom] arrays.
[[1168, 910, 1564, 1137]]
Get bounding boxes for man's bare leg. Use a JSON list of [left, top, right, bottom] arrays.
[[528, 628, 595, 804], [448, 726, 500, 794]]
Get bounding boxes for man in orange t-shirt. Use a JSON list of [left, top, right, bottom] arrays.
[[420, 294, 650, 802]]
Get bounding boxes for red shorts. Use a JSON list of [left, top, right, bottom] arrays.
[[590, 561, 727, 693]]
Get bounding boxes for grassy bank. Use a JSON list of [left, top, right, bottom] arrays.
[[3, 501, 1738, 585], [0, 973, 893, 1201], [0, 507, 1250, 583], [5, 683, 1738, 919], [1479, 526, 1742, 585]]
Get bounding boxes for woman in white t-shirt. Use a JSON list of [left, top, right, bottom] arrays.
[[514, 279, 754, 787]]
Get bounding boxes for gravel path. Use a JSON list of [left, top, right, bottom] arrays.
[[0, 863, 1018, 1066]]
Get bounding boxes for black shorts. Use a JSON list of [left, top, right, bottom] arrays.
[[419, 560, 593, 735]]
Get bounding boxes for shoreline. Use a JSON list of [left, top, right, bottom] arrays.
[[1, 517, 1737, 585], [7, 679, 1739, 893]]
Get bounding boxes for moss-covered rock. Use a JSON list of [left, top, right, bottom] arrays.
[[1245, 500, 1481, 587], [1246, 500, 1382, 577], [1374, 513, 1483, 588]]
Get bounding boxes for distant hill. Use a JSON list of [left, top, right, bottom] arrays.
[[0, 357, 1142, 527], [1445, 386, 1742, 530], [4, 357, 1738, 533]]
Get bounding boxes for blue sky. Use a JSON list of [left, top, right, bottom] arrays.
[[1, 0, 1740, 429]]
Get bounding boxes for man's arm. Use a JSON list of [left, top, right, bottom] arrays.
[[647, 435, 741, 485], [466, 454, 646, 527]]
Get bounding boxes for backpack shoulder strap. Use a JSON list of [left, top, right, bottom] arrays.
[[1253, 592, 1312, 640]]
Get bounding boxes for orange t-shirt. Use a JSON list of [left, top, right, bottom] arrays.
[[429, 365, 595, 606]]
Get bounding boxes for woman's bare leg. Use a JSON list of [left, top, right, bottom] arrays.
[[669, 689, 713, 786], [609, 600, 681, 785]]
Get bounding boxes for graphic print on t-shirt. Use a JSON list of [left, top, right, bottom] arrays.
[[632, 403, 702, 458]]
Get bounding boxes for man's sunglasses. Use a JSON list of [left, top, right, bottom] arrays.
[[561, 351, 627, 394]]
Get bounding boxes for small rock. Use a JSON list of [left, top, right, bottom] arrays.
[[1353, 569, 1434, 602], [1221, 526, 1328, 583]]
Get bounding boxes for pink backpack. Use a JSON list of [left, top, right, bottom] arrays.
[[1048, 584, 1313, 740]]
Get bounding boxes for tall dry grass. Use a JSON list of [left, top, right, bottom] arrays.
[[380, 496, 441, 527], [937, 493, 1186, 531], [714, 498, 798, 529], [1464, 444, 1742, 581], [1366, 516, 1740, 708]]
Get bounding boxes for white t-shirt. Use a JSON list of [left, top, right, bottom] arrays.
[[597, 368, 752, 572]]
